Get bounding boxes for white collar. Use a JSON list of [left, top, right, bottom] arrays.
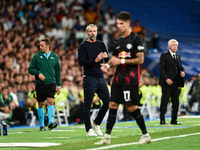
[[169, 50, 176, 57]]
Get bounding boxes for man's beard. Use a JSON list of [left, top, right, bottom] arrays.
[[90, 35, 96, 41]]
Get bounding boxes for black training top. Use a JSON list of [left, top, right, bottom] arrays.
[[112, 32, 145, 85], [78, 40, 110, 77]]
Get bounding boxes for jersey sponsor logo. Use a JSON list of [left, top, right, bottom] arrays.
[[137, 45, 144, 51], [50, 57, 54, 59], [118, 51, 131, 58], [126, 44, 133, 49], [116, 46, 121, 49]]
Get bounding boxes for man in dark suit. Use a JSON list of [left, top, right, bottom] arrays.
[[159, 39, 185, 125]]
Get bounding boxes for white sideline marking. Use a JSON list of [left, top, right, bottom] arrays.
[[0, 143, 61, 147], [9, 132, 23, 134], [179, 115, 200, 118], [96, 137, 116, 139], [112, 130, 122, 132], [52, 130, 75, 132], [186, 121, 200, 122], [45, 137, 70, 139], [84, 132, 200, 150], [73, 127, 85, 129]]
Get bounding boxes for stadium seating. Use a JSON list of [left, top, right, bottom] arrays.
[[105, 0, 200, 79], [54, 100, 70, 126], [26, 111, 37, 127]]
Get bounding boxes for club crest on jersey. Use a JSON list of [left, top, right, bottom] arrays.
[[126, 44, 132, 49], [118, 51, 131, 58]]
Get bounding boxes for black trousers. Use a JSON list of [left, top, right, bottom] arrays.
[[160, 81, 179, 121], [83, 75, 110, 132]]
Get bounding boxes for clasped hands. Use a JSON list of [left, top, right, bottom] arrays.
[[95, 52, 108, 63]]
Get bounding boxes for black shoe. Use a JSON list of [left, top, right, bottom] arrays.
[[160, 120, 168, 125], [39, 126, 46, 131], [48, 122, 57, 130], [171, 121, 182, 125]]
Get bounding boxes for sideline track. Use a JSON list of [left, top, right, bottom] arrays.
[[84, 132, 200, 150], [7, 115, 200, 130]]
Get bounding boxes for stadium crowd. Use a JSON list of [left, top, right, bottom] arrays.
[[0, 0, 120, 126], [0, 0, 198, 126]]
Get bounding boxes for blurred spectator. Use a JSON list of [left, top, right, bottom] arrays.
[[0, 80, 5, 91], [0, 86, 28, 125], [26, 4, 36, 19], [34, 1, 42, 12], [8, 84, 19, 107], [72, 0, 83, 13], [106, 13, 116, 26], [7, 16, 15, 30], [186, 75, 196, 108], [94, 2, 104, 21], [82, 0, 92, 11], [25, 81, 38, 118], [73, 17, 83, 32], [0, 86, 15, 115], [85, 6, 97, 24], [61, 13, 73, 30], [78, 9, 87, 27], [105, 6, 114, 21], [189, 73, 200, 111], [132, 20, 146, 40], [16, 82, 28, 107], [14, 74, 23, 84], [39, 1, 50, 18], [47, 11, 57, 29], [56, 6, 66, 23]]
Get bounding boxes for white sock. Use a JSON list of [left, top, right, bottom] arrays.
[[105, 134, 110, 138]]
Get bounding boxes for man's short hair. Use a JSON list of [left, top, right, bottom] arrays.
[[86, 24, 97, 32], [168, 39, 179, 46], [41, 38, 51, 46], [117, 11, 131, 22], [2, 86, 8, 91]]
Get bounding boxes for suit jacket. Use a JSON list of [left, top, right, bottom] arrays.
[[159, 51, 184, 87]]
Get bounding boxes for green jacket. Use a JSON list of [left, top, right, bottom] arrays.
[[0, 94, 13, 108], [28, 51, 61, 86]]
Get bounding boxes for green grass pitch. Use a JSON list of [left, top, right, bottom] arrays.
[[0, 116, 200, 150]]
